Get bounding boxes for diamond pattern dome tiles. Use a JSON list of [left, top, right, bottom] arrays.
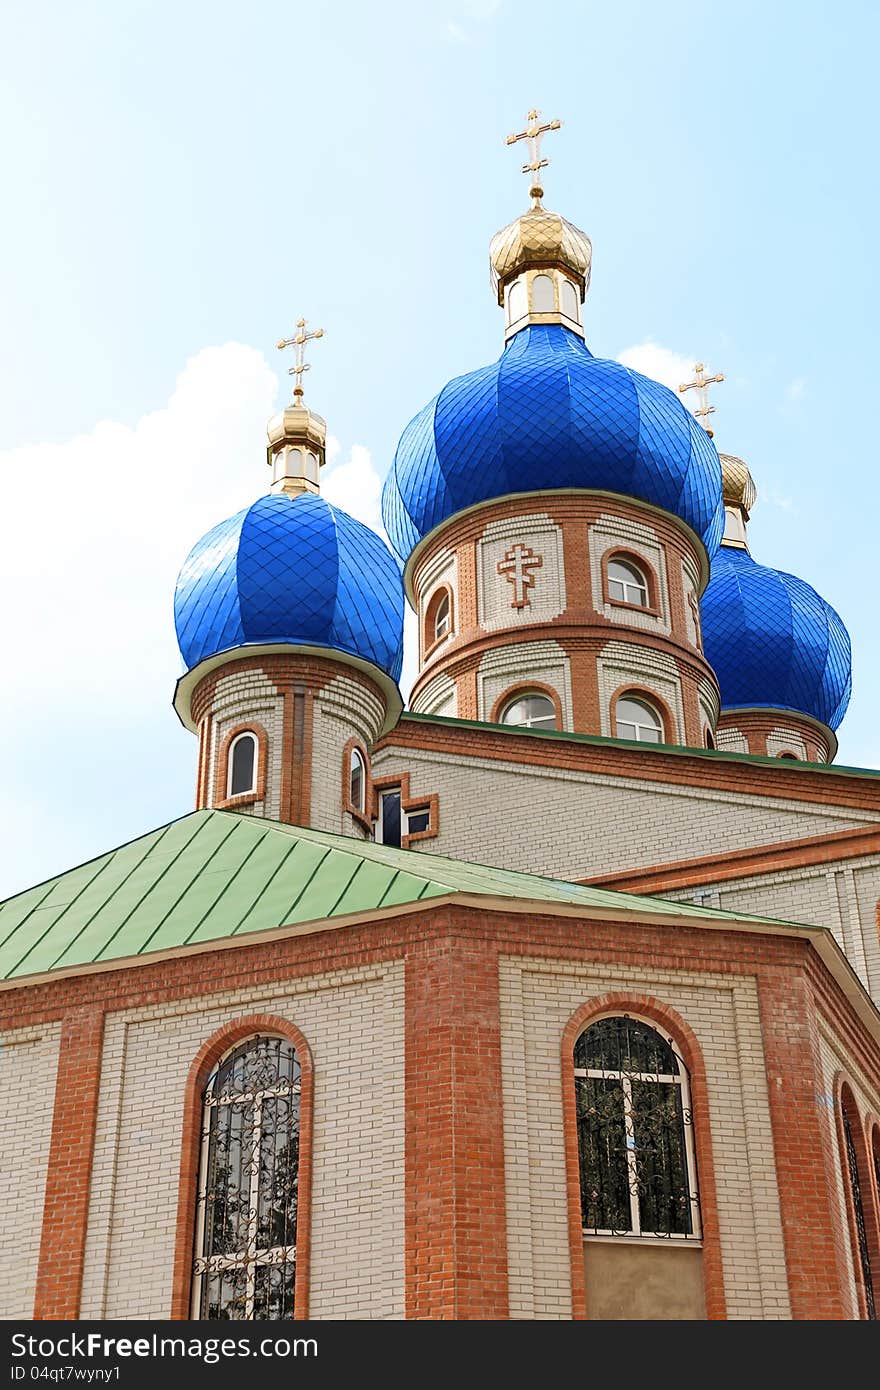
[[700, 544, 852, 731], [174, 492, 405, 682], [381, 324, 724, 564]]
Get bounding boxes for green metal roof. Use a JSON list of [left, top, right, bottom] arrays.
[[0, 809, 794, 982]]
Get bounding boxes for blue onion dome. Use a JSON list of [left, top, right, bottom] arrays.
[[381, 323, 725, 565], [174, 491, 405, 683], [701, 458, 851, 731]]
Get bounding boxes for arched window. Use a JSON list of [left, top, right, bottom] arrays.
[[561, 278, 580, 323], [777, 751, 800, 761], [574, 1016, 700, 1238], [500, 691, 558, 730], [615, 695, 663, 743], [350, 747, 366, 812], [840, 1088, 877, 1318], [228, 732, 257, 797], [608, 557, 649, 607], [508, 278, 527, 324], [434, 592, 450, 641], [192, 1035, 301, 1320], [705, 727, 715, 749], [531, 274, 555, 313]]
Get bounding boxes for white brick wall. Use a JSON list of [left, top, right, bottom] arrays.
[[80, 962, 406, 1320], [716, 726, 749, 754], [310, 673, 385, 837], [767, 727, 808, 761], [589, 513, 671, 636], [667, 857, 880, 1004], [477, 513, 566, 631], [476, 640, 573, 730], [410, 669, 457, 719], [597, 639, 685, 742], [499, 957, 791, 1319], [207, 668, 284, 818], [0, 1022, 61, 1316], [371, 742, 879, 883]]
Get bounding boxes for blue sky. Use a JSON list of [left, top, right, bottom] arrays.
[[1, 0, 877, 897]]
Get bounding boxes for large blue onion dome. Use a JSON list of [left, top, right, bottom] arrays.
[[701, 544, 852, 732], [381, 323, 725, 564], [174, 491, 405, 683]]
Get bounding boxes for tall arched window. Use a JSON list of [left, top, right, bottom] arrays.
[[574, 1016, 700, 1238], [349, 747, 366, 812], [615, 695, 664, 743], [228, 732, 257, 797], [192, 1035, 301, 1320], [840, 1087, 877, 1318]]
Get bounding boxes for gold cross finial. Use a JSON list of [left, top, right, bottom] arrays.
[[276, 317, 325, 403], [506, 108, 562, 208], [679, 361, 725, 436]]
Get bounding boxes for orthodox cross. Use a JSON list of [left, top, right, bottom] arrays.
[[498, 543, 543, 608], [277, 317, 325, 402], [506, 109, 562, 208], [679, 361, 724, 434]]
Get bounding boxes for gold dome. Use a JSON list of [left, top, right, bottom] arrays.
[[489, 207, 592, 305], [720, 453, 757, 516]]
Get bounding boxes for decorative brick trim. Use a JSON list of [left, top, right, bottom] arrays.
[[488, 680, 564, 731], [33, 1006, 105, 1319], [600, 547, 661, 617], [170, 1014, 314, 1321], [833, 1075, 880, 1319], [371, 772, 439, 849], [404, 935, 508, 1318], [213, 722, 269, 810], [559, 993, 726, 1320], [608, 682, 676, 745], [717, 710, 830, 765], [342, 736, 372, 831], [585, 824, 880, 894]]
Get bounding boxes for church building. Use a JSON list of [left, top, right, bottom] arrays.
[[2, 112, 879, 1322]]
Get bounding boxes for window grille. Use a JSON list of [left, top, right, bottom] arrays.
[[193, 1035, 300, 1320]]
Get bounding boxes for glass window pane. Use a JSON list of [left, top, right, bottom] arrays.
[[350, 750, 364, 810], [631, 1081, 693, 1235], [381, 791, 402, 847], [230, 735, 256, 796], [501, 694, 557, 729], [575, 1017, 678, 1076], [531, 273, 555, 312], [407, 810, 429, 835], [576, 1077, 632, 1232]]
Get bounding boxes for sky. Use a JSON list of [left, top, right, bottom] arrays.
[[1, 0, 877, 898]]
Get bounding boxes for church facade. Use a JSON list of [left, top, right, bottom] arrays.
[[2, 114, 879, 1322]]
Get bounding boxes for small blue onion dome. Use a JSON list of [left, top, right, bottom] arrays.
[[701, 545, 852, 731], [174, 491, 405, 682], [381, 324, 724, 564]]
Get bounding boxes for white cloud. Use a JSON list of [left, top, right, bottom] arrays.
[[323, 443, 384, 534], [786, 377, 806, 401], [616, 341, 698, 399], [445, 21, 467, 41]]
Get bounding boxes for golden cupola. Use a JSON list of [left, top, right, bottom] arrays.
[[266, 318, 328, 498], [489, 110, 592, 342], [719, 453, 758, 549]]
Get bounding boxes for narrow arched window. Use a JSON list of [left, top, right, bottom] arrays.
[[350, 747, 366, 812], [434, 592, 450, 641], [561, 278, 580, 323], [508, 278, 527, 324], [500, 691, 558, 730], [574, 1016, 700, 1238], [840, 1089, 877, 1318], [228, 732, 257, 796], [705, 727, 715, 749], [531, 273, 555, 313], [608, 557, 649, 607], [193, 1035, 301, 1320], [615, 695, 663, 743]]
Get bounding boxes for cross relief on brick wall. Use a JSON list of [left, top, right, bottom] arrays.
[[497, 543, 543, 608]]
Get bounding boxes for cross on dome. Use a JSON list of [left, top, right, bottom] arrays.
[[679, 361, 724, 436], [506, 108, 562, 208], [277, 317, 325, 403]]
